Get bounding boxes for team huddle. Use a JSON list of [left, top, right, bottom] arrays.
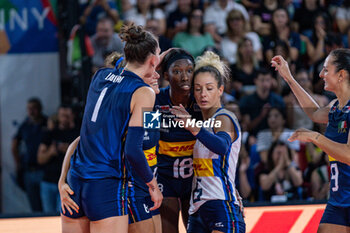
[[57, 23, 350, 233]]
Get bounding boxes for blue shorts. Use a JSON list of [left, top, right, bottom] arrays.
[[320, 203, 350, 227], [188, 200, 245, 233], [128, 196, 160, 224], [61, 173, 128, 221], [156, 173, 192, 199]]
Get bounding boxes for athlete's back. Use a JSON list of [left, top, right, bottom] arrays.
[[70, 67, 148, 179]]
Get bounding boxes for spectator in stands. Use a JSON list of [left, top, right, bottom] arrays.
[[80, 0, 119, 36], [173, 8, 215, 58], [269, 39, 307, 95], [307, 12, 332, 64], [230, 37, 261, 99], [239, 68, 285, 136], [240, 0, 260, 12], [203, 0, 249, 43], [91, 17, 124, 72], [310, 154, 329, 200], [263, 8, 302, 63], [284, 68, 329, 130], [12, 97, 47, 212], [166, 0, 192, 39], [292, 0, 327, 38], [259, 141, 303, 202], [225, 101, 258, 201], [123, 0, 166, 35], [37, 105, 79, 213], [335, 1, 350, 48], [220, 9, 262, 65], [252, 0, 280, 36], [146, 18, 173, 52], [256, 107, 300, 163], [311, 33, 343, 97]]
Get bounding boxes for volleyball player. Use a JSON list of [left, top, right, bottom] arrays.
[[172, 51, 246, 233], [155, 48, 201, 233], [272, 48, 350, 232], [59, 24, 163, 233]]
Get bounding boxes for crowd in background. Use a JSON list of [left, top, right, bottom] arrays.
[[12, 0, 350, 213]]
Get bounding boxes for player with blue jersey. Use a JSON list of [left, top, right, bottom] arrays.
[[59, 24, 163, 233], [272, 48, 350, 232], [154, 49, 202, 233], [172, 51, 246, 233], [59, 51, 164, 233]]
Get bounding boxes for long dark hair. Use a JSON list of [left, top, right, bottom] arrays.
[[271, 8, 291, 39], [186, 8, 204, 34], [329, 48, 350, 76]]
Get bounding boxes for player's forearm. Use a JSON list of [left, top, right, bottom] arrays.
[[59, 137, 80, 185], [285, 74, 320, 120], [312, 133, 350, 165], [125, 127, 154, 183]]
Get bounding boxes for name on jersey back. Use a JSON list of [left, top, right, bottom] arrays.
[[105, 73, 125, 83]]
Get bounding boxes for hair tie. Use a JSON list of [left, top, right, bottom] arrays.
[[114, 57, 124, 69]]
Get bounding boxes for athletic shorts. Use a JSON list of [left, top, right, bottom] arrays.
[[156, 173, 192, 199], [320, 203, 350, 227], [61, 173, 128, 221], [187, 200, 245, 233], [128, 196, 160, 224]]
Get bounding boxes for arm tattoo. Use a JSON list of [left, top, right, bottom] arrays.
[[315, 133, 321, 141]]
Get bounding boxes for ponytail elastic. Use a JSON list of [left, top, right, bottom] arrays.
[[114, 57, 124, 69]]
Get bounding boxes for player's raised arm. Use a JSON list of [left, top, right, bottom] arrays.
[[271, 55, 330, 123]]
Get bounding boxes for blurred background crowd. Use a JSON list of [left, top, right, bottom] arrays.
[[9, 0, 350, 214]]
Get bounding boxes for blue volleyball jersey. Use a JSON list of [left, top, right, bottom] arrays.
[[129, 129, 160, 198], [70, 68, 148, 180], [154, 86, 202, 179], [326, 100, 350, 207]]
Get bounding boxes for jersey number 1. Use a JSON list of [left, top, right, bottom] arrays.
[[91, 87, 108, 122]]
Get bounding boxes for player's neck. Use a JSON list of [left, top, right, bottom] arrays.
[[125, 63, 151, 80], [202, 106, 221, 120], [169, 89, 190, 107], [337, 89, 350, 108]]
